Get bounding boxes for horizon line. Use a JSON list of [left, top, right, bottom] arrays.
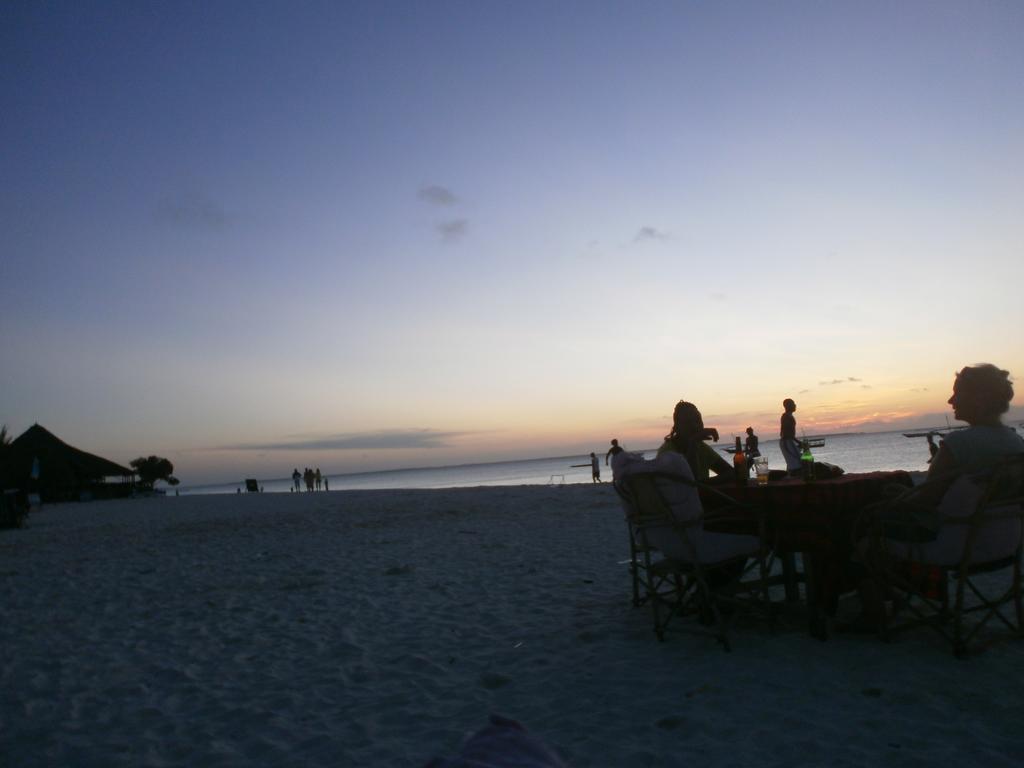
[[175, 424, 981, 489]]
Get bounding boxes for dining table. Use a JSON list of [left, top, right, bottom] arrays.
[[701, 470, 916, 637]]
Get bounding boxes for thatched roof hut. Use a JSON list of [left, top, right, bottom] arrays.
[[0, 424, 134, 501]]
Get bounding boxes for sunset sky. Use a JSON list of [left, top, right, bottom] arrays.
[[3, 1, 1023, 484]]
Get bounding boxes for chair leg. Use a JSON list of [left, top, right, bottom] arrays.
[[649, 578, 667, 641], [1014, 556, 1023, 637], [695, 579, 732, 652], [630, 557, 642, 608], [756, 548, 776, 632]]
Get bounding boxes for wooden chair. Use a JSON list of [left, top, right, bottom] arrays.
[[864, 455, 1024, 657], [614, 471, 775, 650]]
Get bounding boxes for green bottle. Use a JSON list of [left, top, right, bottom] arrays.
[[800, 441, 814, 481]]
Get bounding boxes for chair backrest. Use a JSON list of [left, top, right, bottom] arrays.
[[620, 473, 676, 523], [940, 455, 1024, 565], [612, 449, 703, 515], [615, 471, 709, 563]]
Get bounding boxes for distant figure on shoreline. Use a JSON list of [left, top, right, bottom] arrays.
[[605, 438, 623, 465], [292, 468, 301, 492], [590, 452, 601, 483], [324, 476, 329, 492], [779, 398, 801, 474], [744, 427, 760, 461], [315, 467, 322, 491]]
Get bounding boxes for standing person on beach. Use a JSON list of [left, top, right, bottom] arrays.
[[315, 468, 322, 491], [590, 452, 601, 483], [292, 468, 301, 492], [779, 398, 802, 474], [605, 438, 623, 465]]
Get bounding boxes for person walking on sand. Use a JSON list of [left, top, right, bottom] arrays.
[[590, 452, 601, 483], [292, 468, 301, 492], [779, 398, 802, 474], [605, 438, 624, 465], [315, 467, 322, 491]]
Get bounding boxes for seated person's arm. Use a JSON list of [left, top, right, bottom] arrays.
[[914, 442, 958, 507], [700, 442, 733, 480], [868, 444, 959, 531]]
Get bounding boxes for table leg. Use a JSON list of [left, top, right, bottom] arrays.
[[781, 552, 800, 602], [802, 556, 828, 640]]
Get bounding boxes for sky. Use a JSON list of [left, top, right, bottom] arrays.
[[2, 1, 1023, 485]]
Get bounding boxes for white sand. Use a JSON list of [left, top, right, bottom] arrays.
[[2, 487, 1023, 767]]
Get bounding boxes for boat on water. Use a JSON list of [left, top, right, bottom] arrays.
[[724, 438, 823, 454], [903, 417, 966, 439]]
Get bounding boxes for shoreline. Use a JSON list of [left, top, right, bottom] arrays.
[[183, 425, 1024, 494]]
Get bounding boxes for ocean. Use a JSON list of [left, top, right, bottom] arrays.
[[175, 426, 1024, 496]]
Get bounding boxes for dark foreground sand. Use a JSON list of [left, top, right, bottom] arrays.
[[2, 487, 1022, 766]]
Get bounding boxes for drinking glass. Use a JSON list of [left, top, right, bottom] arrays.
[[753, 457, 770, 486]]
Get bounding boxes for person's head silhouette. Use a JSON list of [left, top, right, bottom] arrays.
[[668, 400, 706, 447], [948, 364, 1014, 426]]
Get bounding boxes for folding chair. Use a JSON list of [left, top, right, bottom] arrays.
[[865, 455, 1024, 657], [619, 498, 656, 608], [615, 471, 775, 651]]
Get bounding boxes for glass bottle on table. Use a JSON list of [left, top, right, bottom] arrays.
[[733, 436, 747, 485], [800, 440, 814, 481]]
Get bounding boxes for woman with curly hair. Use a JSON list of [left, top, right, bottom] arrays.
[[846, 364, 1024, 632], [928, 364, 1024, 480]]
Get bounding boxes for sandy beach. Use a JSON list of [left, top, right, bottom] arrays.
[[2, 487, 1023, 767]]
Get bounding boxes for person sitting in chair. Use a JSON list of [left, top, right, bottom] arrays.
[[657, 400, 733, 482], [848, 363, 1024, 631], [609, 399, 755, 616], [927, 364, 1024, 489], [887, 363, 1024, 529], [744, 426, 761, 461]]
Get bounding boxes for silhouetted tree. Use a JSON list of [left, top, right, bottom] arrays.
[[0, 425, 11, 467], [130, 455, 179, 489]]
